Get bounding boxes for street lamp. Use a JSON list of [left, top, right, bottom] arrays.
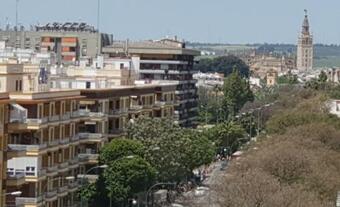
[[128, 198, 138, 206], [145, 182, 176, 207], [4, 191, 22, 196]]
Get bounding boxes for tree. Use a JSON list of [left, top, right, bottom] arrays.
[[318, 71, 328, 83], [194, 55, 250, 77], [100, 138, 145, 164], [127, 117, 215, 181], [222, 68, 254, 118], [277, 74, 299, 85], [204, 122, 245, 152], [104, 157, 156, 204], [99, 139, 155, 205]]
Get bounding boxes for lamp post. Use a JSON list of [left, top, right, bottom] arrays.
[[145, 182, 176, 207], [80, 164, 108, 207]]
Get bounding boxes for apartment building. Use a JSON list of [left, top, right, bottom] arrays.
[[0, 22, 113, 65], [0, 93, 9, 207], [7, 90, 85, 207], [102, 38, 200, 127], [0, 57, 176, 207]]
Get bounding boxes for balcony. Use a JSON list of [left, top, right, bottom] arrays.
[[109, 109, 128, 116], [61, 112, 71, 120], [143, 104, 153, 109], [8, 143, 48, 155], [129, 105, 143, 112], [155, 101, 166, 107], [68, 182, 78, 193], [48, 139, 59, 147], [71, 110, 80, 118], [71, 134, 79, 142], [47, 165, 58, 173], [68, 157, 79, 168], [59, 162, 69, 170], [16, 196, 43, 206], [46, 189, 58, 199], [58, 185, 69, 196], [26, 117, 49, 125], [78, 153, 99, 164], [89, 112, 106, 118], [59, 137, 70, 145], [78, 133, 104, 142], [6, 172, 26, 186], [49, 115, 60, 122]]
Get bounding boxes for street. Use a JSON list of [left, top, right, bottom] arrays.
[[176, 161, 225, 207]]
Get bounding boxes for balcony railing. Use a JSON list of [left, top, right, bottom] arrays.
[[155, 101, 166, 107], [68, 182, 78, 190], [49, 139, 59, 147], [78, 109, 89, 117], [78, 153, 99, 161], [71, 134, 79, 141], [129, 105, 143, 111], [71, 111, 80, 118], [59, 138, 70, 145], [61, 112, 71, 120], [58, 185, 69, 193], [16, 196, 43, 205], [69, 157, 79, 165], [78, 133, 103, 140], [46, 189, 58, 198], [49, 115, 60, 122], [59, 162, 69, 169], [89, 112, 105, 117], [110, 108, 129, 115], [143, 105, 153, 109], [8, 143, 48, 152], [26, 117, 48, 124], [47, 165, 58, 172]]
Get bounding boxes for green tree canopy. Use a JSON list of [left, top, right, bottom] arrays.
[[127, 117, 215, 181], [204, 122, 245, 150], [194, 55, 250, 77], [104, 156, 156, 202], [223, 68, 254, 118], [99, 138, 145, 164]]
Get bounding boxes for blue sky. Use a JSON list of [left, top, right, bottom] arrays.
[[1, 0, 340, 44]]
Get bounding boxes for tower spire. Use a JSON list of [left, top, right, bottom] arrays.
[[302, 9, 310, 35]]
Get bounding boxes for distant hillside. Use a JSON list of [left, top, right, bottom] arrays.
[[187, 43, 340, 67]]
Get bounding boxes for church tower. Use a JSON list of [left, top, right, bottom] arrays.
[[297, 10, 313, 71]]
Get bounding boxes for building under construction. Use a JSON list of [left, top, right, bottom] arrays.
[[0, 22, 113, 65]]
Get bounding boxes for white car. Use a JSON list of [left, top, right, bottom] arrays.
[[171, 204, 184, 207], [194, 186, 210, 197]]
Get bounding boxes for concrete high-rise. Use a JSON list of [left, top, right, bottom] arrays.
[[297, 10, 313, 71]]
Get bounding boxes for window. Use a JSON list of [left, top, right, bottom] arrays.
[[120, 63, 124, 69], [86, 82, 91, 89], [15, 80, 19, 91]]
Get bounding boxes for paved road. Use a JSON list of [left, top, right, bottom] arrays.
[[177, 161, 225, 207]]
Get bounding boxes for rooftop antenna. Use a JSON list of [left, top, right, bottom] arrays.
[[15, 0, 19, 48], [96, 0, 101, 56]]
